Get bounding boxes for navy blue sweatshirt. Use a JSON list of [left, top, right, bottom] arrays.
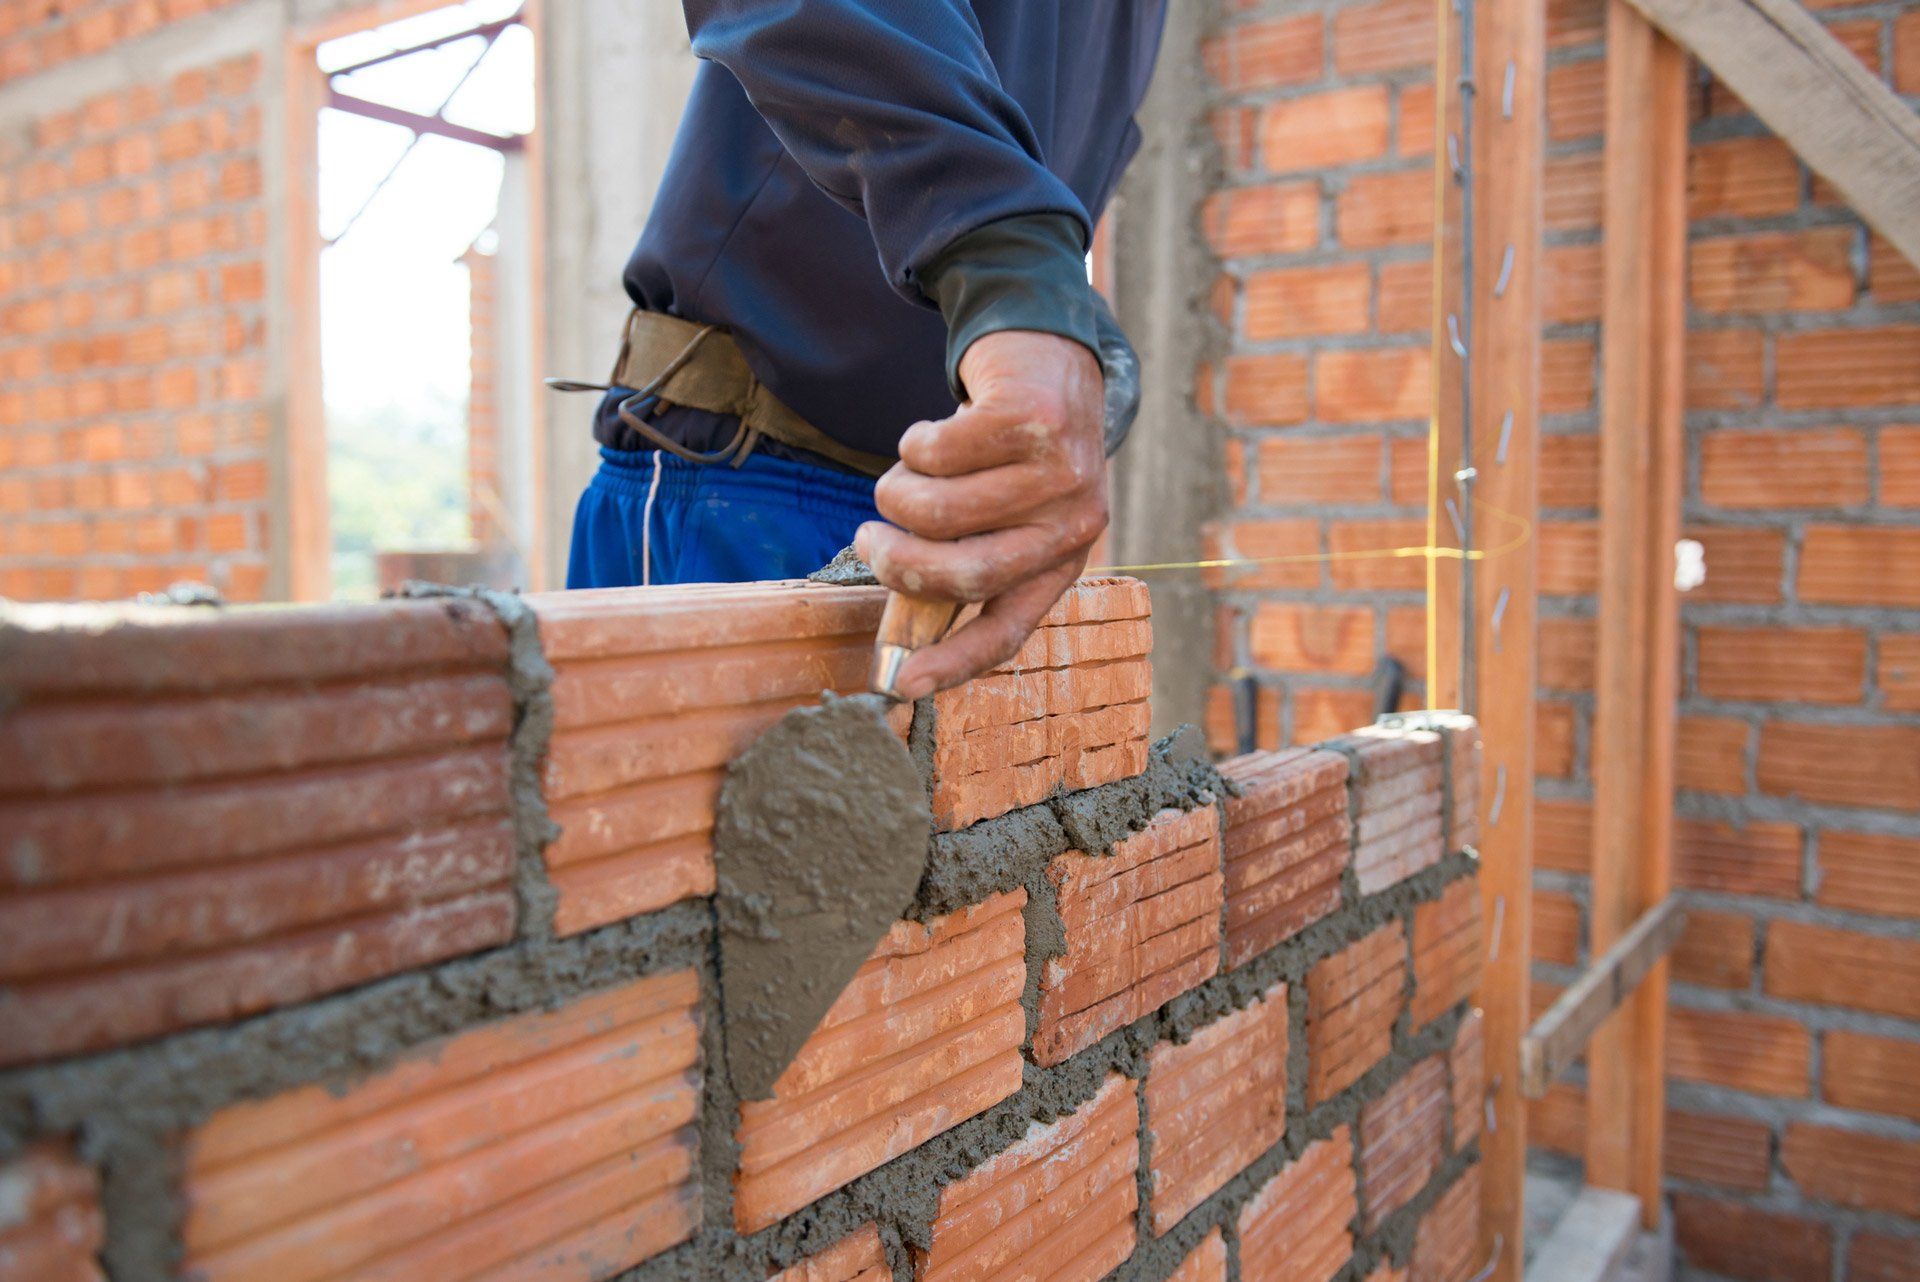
[[596, 0, 1169, 463]]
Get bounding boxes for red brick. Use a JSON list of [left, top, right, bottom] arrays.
[[1410, 1167, 1481, 1282], [1545, 153, 1602, 232], [1034, 806, 1222, 1065], [1250, 603, 1376, 674], [1669, 1005, 1811, 1097], [1883, 633, 1920, 712], [1207, 681, 1282, 756], [1699, 428, 1869, 510], [1783, 1124, 1920, 1217], [1538, 617, 1595, 693], [1378, 259, 1432, 334], [1245, 264, 1373, 340], [1358, 1056, 1447, 1229], [1145, 979, 1290, 1234], [1901, 9, 1920, 92], [1538, 520, 1599, 596], [1533, 798, 1592, 874], [1238, 1127, 1358, 1282], [1542, 243, 1601, 324], [1799, 526, 1920, 607], [1205, 184, 1321, 259], [1686, 525, 1786, 604], [1759, 721, 1920, 811], [1260, 87, 1392, 172], [1337, 170, 1435, 248], [1411, 878, 1481, 1028], [1690, 228, 1856, 313], [1824, 1030, 1920, 1122], [1534, 701, 1577, 779], [1674, 817, 1803, 899], [914, 1074, 1137, 1282], [1211, 519, 1321, 589], [1818, 830, 1920, 919], [1341, 724, 1445, 893], [1293, 687, 1378, 745], [1529, 1082, 1586, 1157], [1333, 0, 1433, 74], [1398, 82, 1435, 156], [1218, 749, 1352, 967], [735, 892, 1027, 1232], [0, 1141, 104, 1281], [1778, 327, 1920, 408], [1329, 518, 1429, 590], [1225, 353, 1311, 426], [1254, 433, 1382, 503], [1672, 909, 1755, 990], [0, 599, 516, 1066], [1170, 1229, 1228, 1282], [1547, 0, 1604, 45], [179, 971, 703, 1282], [1205, 14, 1324, 90], [1542, 338, 1597, 413], [1673, 1194, 1831, 1282], [769, 1224, 888, 1282], [1667, 1110, 1772, 1192], [1851, 1233, 1920, 1282], [1766, 919, 1920, 1019], [1869, 234, 1920, 304], [1686, 329, 1766, 410], [1305, 922, 1406, 1102], [1449, 1009, 1484, 1151], [1546, 59, 1605, 139], [1689, 136, 1801, 219]]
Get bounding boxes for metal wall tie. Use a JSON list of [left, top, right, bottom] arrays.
[[1494, 243, 1514, 297], [1489, 763, 1507, 826], [1490, 586, 1510, 650], [1502, 59, 1516, 118], [1447, 312, 1467, 357], [1496, 409, 1513, 463]]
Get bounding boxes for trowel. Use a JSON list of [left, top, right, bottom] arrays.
[[713, 299, 1142, 1102]]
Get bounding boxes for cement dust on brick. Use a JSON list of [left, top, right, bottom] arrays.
[[714, 691, 933, 1100]]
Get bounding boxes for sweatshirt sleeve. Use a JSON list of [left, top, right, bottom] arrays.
[[681, 1, 1101, 383]]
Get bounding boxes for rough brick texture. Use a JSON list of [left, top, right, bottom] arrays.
[[0, 1141, 105, 1281], [178, 969, 703, 1281], [1170, 1230, 1228, 1282], [734, 893, 1027, 1233], [1339, 725, 1446, 893], [1217, 748, 1352, 967], [915, 1074, 1138, 1282], [1145, 978, 1289, 1234], [1198, 0, 1920, 1266], [0, 596, 517, 1064], [768, 1224, 888, 1282], [1305, 921, 1406, 1103], [927, 578, 1153, 830], [1410, 877, 1482, 1029], [1358, 1055, 1448, 1230], [0, 51, 272, 601], [1034, 805, 1224, 1066], [1410, 1166, 1481, 1282], [527, 582, 883, 936], [1237, 1126, 1358, 1282]]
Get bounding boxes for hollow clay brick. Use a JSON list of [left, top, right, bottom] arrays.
[[0, 1141, 105, 1282], [1305, 921, 1406, 1103], [1358, 1056, 1447, 1230], [0, 598, 516, 1065], [1335, 725, 1446, 894], [1411, 877, 1482, 1029], [734, 892, 1028, 1233], [1237, 1126, 1357, 1282], [915, 1073, 1138, 1282], [178, 968, 703, 1282], [1146, 978, 1289, 1235], [1410, 1167, 1481, 1282], [1169, 1230, 1228, 1282], [1218, 749, 1352, 967], [769, 1224, 889, 1282], [1035, 807, 1223, 1066], [1448, 1009, 1484, 1151]]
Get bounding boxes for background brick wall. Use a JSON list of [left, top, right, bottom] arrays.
[[0, 50, 271, 602], [1199, 1, 1920, 1277], [0, 0, 252, 85], [0, 579, 1486, 1281]]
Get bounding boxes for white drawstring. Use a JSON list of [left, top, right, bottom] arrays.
[[640, 450, 664, 586]]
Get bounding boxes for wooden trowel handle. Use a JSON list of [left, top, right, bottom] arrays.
[[869, 591, 961, 699]]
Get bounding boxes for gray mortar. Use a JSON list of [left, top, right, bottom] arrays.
[[712, 692, 933, 1101], [390, 583, 562, 935], [806, 546, 878, 586]]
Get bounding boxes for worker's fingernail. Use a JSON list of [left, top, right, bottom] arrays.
[[899, 675, 934, 702]]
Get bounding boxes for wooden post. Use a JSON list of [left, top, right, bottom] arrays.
[[1426, 0, 1544, 1275], [1588, 1, 1687, 1229]]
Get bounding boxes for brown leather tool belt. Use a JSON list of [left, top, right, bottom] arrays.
[[546, 308, 896, 479]]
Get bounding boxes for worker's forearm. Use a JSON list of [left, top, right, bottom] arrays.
[[917, 213, 1102, 402]]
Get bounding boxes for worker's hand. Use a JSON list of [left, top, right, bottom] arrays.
[[856, 329, 1108, 701]]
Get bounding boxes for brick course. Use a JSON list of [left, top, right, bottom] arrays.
[[0, 1141, 105, 1281], [1237, 1126, 1359, 1282]]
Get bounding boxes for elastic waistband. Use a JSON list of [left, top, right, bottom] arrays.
[[594, 446, 878, 517]]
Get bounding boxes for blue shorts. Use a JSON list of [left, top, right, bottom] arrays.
[[565, 447, 882, 588]]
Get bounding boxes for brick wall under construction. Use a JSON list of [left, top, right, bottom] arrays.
[[1197, 0, 1920, 1277], [0, 576, 1485, 1282]]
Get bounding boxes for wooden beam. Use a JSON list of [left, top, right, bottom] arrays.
[[1426, 0, 1545, 1275], [1588, 1, 1687, 1229], [1523, 899, 1686, 1097], [1524, 1187, 1642, 1282], [1619, 0, 1920, 271]]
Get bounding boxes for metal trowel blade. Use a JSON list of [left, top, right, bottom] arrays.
[[713, 691, 932, 1101]]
